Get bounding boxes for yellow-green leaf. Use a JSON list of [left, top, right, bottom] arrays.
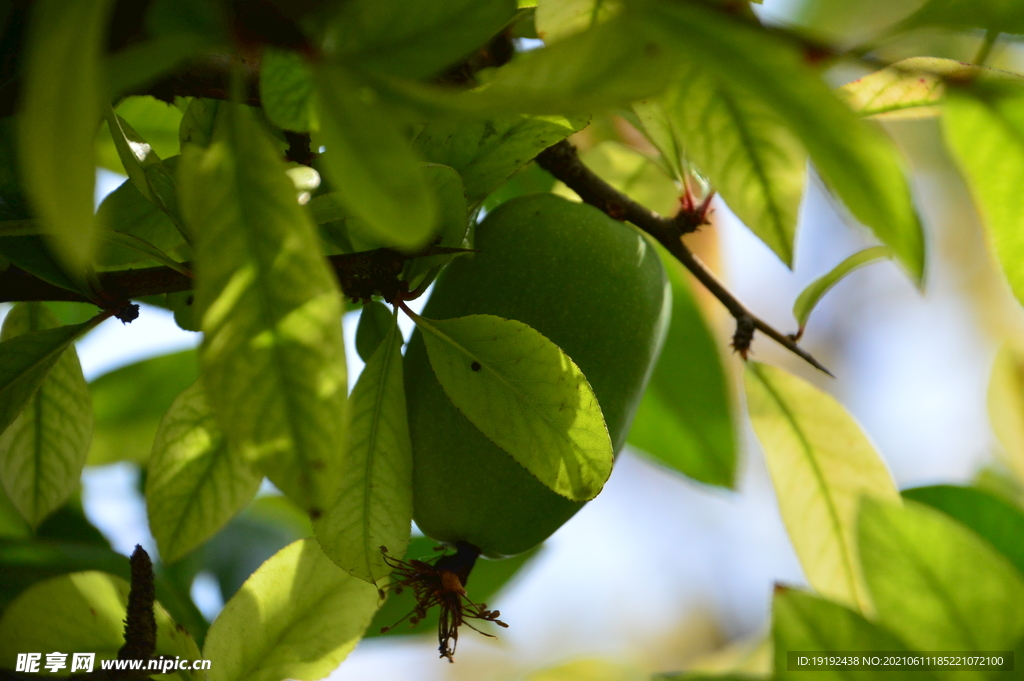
[[987, 345, 1024, 487], [178, 103, 347, 516], [17, 0, 113, 273], [0, 303, 91, 529], [0, 571, 203, 681], [413, 313, 613, 501], [744, 362, 900, 613], [314, 316, 412, 584], [792, 246, 892, 333], [202, 539, 380, 681], [146, 381, 263, 564]]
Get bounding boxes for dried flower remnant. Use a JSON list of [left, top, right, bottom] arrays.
[[380, 543, 508, 662]]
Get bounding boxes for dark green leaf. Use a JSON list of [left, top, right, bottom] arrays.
[[413, 313, 613, 501], [260, 48, 318, 132], [902, 484, 1024, 577], [629, 257, 736, 488], [792, 246, 892, 333], [859, 498, 1024, 650], [17, 0, 113, 273], [88, 350, 200, 466], [355, 300, 396, 363], [400, 163, 470, 289], [313, 66, 437, 250], [315, 318, 412, 584], [106, 35, 209, 98], [95, 177, 185, 269], [896, 0, 1024, 34], [146, 381, 263, 564], [0, 304, 92, 529], [328, 0, 517, 79], [0, 236, 93, 297], [179, 97, 221, 150], [943, 81, 1024, 308], [414, 114, 587, 206], [772, 588, 940, 681], [642, 2, 925, 282], [179, 102, 347, 516]]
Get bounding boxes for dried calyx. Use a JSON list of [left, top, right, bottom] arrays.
[[380, 542, 508, 662]]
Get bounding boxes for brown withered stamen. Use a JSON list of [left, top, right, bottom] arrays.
[[380, 543, 508, 662]]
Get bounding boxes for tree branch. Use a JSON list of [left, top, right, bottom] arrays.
[[535, 140, 832, 377]]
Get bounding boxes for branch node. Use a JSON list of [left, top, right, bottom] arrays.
[[731, 315, 756, 359]]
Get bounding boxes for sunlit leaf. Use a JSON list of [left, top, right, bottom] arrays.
[[0, 314, 101, 440], [17, 0, 113, 273], [535, 0, 620, 44], [987, 345, 1024, 486], [771, 588, 937, 681], [202, 538, 380, 681], [629, 257, 735, 488], [944, 81, 1024, 308], [413, 313, 613, 501], [632, 99, 686, 182], [745, 362, 899, 613], [659, 67, 806, 266], [901, 484, 1024, 576], [642, 2, 925, 281], [88, 350, 199, 466], [555, 141, 679, 217], [313, 65, 437, 250], [0, 304, 91, 528], [328, 0, 517, 79], [0, 571, 203, 681], [146, 381, 262, 564], [315, 317, 412, 584], [178, 102, 347, 516], [792, 246, 892, 333], [260, 48, 318, 132], [858, 498, 1024, 651], [415, 114, 586, 206], [401, 164, 470, 289]]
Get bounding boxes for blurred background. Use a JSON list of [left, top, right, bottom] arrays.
[[5, 0, 1024, 679]]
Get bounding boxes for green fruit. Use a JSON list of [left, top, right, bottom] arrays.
[[405, 193, 671, 557]]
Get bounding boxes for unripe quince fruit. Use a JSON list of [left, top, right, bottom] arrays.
[[405, 193, 671, 557]]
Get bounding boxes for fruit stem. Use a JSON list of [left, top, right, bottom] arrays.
[[433, 542, 482, 588]]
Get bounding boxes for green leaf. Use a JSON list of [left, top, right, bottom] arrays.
[[896, 0, 1024, 34], [659, 66, 806, 267], [180, 98, 222, 150], [96, 177, 185, 269], [771, 588, 940, 681], [88, 350, 200, 466], [0, 236, 93, 298], [202, 538, 380, 681], [414, 114, 588, 206], [0, 537, 209, 645], [260, 48, 318, 132], [836, 57, 1009, 119], [413, 313, 613, 501], [400, 163, 470, 289], [100, 230, 191, 276], [535, 0, 619, 44], [629, 258, 736, 488], [367, 535, 541, 639], [0, 304, 92, 529], [146, 381, 263, 564], [642, 2, 925, 282], [744, 362, 900, 613], [313, 66, 437, 250], [355, 300, 395, 363], [328, 0, 517, 79], [314, 317, 412, 584], [106, 34, 209, 99], [987, 345, 1024, 487], [0, 571, 203, 681], [944, 81, 1024, 309], [178, 102, 347, 516], [0, 313, 101, 441], [17, 0, 113, 273], [632, 99, 686, 182], [901, 484, 1024, 577], [858, 498, 1024, 651], [555, 141, 680, 217], [792, 246, 892, 333]]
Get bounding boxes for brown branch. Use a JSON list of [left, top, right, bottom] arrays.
[[536, 140, 833, 377], [0, 247, 470, 306]]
